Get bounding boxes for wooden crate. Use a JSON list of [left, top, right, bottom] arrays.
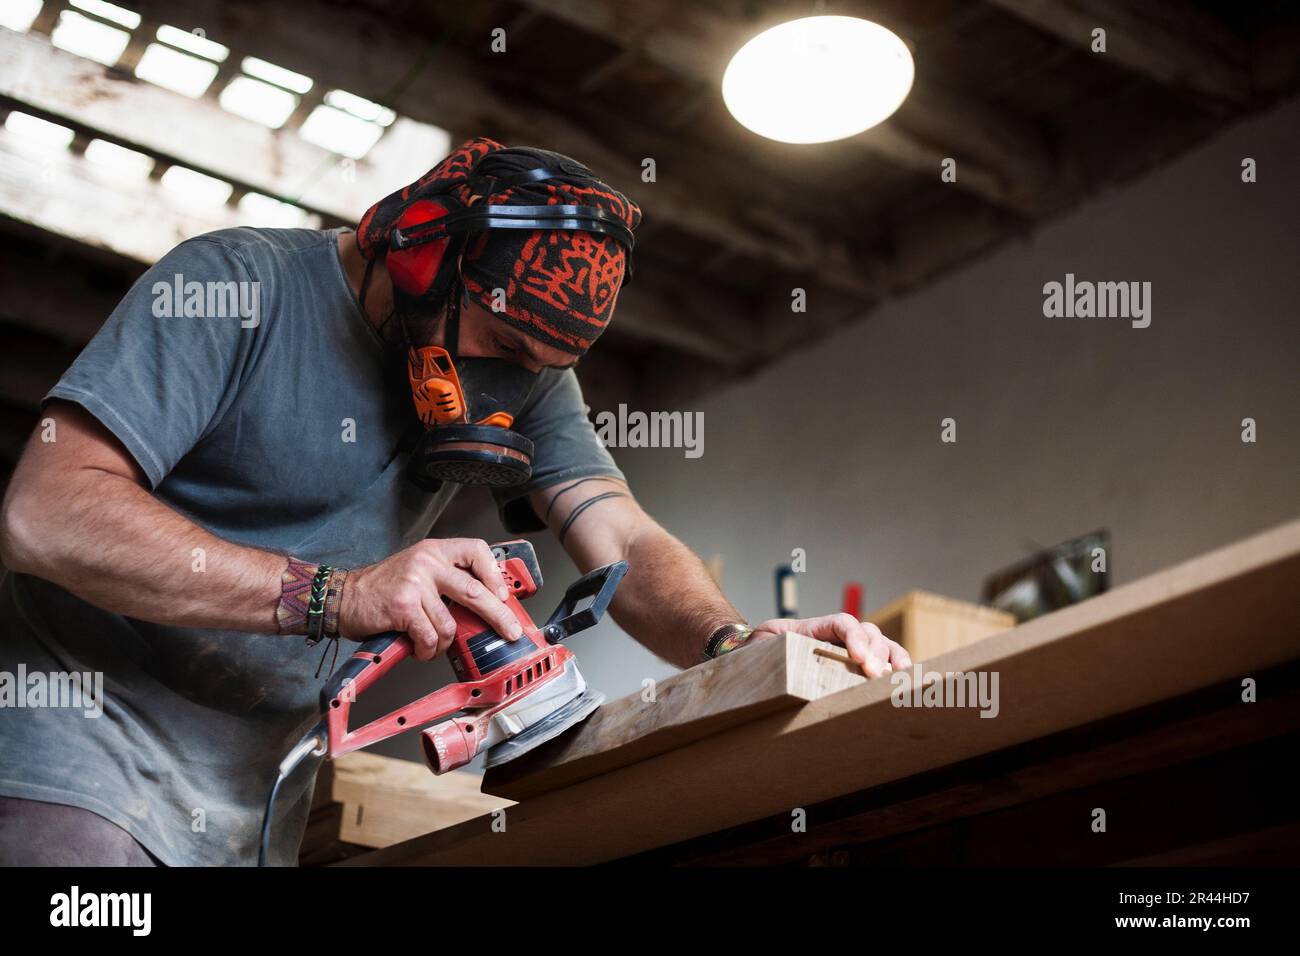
[[867, 590, 1015, 662]]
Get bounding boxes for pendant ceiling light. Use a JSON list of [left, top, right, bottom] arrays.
[[722, 15, 914, 144]]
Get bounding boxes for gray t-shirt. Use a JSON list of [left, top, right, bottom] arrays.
[[0, 227, 623, 865]]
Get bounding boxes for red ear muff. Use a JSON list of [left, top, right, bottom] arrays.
[[386, 197, 466, 301]]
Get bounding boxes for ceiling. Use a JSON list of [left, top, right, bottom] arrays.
[[2, 0, 1298, 486]]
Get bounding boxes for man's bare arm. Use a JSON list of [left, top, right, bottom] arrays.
[[531, 475, 912, 676], [0, 401, 520, 652], [0, 402, 283, 631], [530, 476, 740, 667]]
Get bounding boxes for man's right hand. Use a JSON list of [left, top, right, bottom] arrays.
[[339, 538, 524, 661]]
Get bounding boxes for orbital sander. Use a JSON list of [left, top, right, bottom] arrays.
[[260, 539, 626, 864]]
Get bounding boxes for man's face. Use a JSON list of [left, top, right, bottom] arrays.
[[452, 292, 580, 374]]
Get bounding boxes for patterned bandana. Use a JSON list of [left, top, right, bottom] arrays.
[[357, 137, 641, 355]]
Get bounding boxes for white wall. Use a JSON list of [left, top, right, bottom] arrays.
[[379, 96, 1299, 755]]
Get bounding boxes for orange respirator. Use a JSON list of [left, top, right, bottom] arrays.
[[404, 343, 538, 489]]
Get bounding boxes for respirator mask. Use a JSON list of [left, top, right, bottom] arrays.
[[379, 148, 636, 490], [400, 288, 539, 488]]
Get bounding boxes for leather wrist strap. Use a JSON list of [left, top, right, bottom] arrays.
[[322, 568, 350, 641], [702, 622, 755, 661]]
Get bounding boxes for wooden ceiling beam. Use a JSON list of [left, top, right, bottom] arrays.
[[0, 130, 747, 365], [515, 0, 1057, 213], [122, 0, 877, 298], [0, 29, 437, 222], [985, 0, 1251, 103]]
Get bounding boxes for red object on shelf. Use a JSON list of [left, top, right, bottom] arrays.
[[842, 582, 863, 619]]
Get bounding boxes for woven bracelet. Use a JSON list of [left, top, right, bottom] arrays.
[[305, 565, 333, 646]]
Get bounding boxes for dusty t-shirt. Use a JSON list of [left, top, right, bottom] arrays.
[[0, 227, 623, 865]]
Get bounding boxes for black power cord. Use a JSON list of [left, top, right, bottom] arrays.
[[258, 723, 327, 867]]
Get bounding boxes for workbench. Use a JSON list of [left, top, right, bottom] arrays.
[[342, 518, 1300, 866]]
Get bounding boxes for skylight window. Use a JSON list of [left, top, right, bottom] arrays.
[[219, 76, 298, 128], [68, 0, 140, 29], [238, 192, 311, 229], [85, 139, 155, 181], [135, 42, 221, 98], [156, 24, 229, 62], [160, 166, 233, 207], [299, 106, 384, 158], [50, 10, 130, 66], [4, 111, 75, 151], [0, 0, 43, 33], [297, 89, 395, 159], [325, 89, 395, 126], [241, 57, 312, 95]]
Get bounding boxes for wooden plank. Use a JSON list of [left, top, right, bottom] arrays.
[[0, 29, 443, 221], [482, 631, 865, 800], [314, 751, 512, 851], [643, 667, 1300, 864], [343, 518, 1300, 866]]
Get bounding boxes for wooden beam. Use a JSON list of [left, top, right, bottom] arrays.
[[126, 0, 878, 298], [483, 632, 865, 801], [0, 126, 741, 363], [344, 518, 1300, 865], [516, 0, 1057, 213], [0, 127, 251, 262], [647, 666, 1300, 864], [0, 29, 441, 221], [314, 752, 512, 851], [986, 0, 1251, 103]]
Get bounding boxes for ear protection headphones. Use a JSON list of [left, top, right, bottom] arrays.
[[384, 156, 636, 305], [382, 151, 636, 489]]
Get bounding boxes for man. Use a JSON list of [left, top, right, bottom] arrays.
[[0, 138, 908, 866]]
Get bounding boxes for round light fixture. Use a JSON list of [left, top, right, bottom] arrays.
[[722, 15, 914, 144]]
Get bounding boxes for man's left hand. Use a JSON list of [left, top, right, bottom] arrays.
[[751, 614, 912, 679]]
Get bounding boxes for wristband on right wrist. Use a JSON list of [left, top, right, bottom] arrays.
[[702, 622, 755, 661]]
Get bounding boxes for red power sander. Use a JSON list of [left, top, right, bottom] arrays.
[[259, 539, 627, 864]]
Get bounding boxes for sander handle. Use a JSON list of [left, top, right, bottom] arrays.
[[318, 631, 409, 713], [540, 560, 629, 643], [317, 539, 541, 711]]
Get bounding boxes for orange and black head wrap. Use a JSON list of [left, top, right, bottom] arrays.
[[357, 137, 641, 356]]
